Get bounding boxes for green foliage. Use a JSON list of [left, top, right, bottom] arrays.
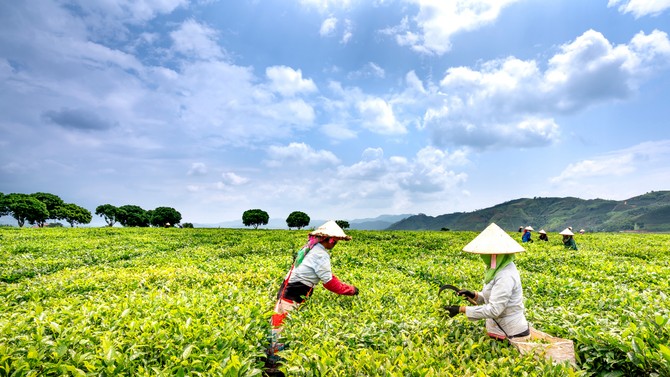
[[57, 203, 92, 227], [242, 209, 270, 229], [335, 220, 350, 229], [182, 223, 194, 228], [149, 207, 182, 227], [286, 211, 310, 230], [117, 205, 149, 227], [4, 193, 50, 227], [95, 204, 119, 227], [0, 229, 668, 376], [30, 192, 65, 220]]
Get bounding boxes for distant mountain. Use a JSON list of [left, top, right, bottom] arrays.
[[349, 214, 413, 230], [387, 191, 670, 232]]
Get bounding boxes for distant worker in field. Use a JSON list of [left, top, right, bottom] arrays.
[[560, 228, 578, 250], [266, 220, 359, 368], [444, 223, 530, 341], [538, 229, 548, 241], [521, 226, 533, 243]]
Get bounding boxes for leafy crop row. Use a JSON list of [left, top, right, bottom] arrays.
[[0, 228, 668, 376]]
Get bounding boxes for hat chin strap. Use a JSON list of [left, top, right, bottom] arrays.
[[490, 254, 497, 269]]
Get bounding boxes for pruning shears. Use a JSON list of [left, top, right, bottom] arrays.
[[439, 283, 477, 305]]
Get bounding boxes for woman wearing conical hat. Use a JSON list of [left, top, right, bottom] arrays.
[[267, 220, 359, 370], [445, 223, 530, 341], [560, 228, 578, 250], [538, 229, 548, 242]]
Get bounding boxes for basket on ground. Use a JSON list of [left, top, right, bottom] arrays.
[[509, 327, 576, 367]]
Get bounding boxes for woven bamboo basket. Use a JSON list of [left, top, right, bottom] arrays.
[[508, 327, 576, 367]]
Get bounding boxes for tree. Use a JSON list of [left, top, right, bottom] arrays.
[[116, 205, 149, 227], [57, 203, 92, 227], [30, 192, 65, 222], [286, 211, 310, 230], [242, 209, 269, 229], [0, 193, 8, 217], [335, 220, 350, 230], [96, 204, 119, 227], [150, 207, 182, 227], [4, 193, 49, 227]]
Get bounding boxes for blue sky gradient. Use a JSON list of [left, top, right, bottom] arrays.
[[1, 0, 669, 225]]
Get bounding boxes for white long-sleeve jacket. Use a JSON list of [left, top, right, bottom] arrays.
[[464, 262, 529, 338]]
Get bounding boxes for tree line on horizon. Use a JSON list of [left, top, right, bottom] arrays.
[[0, 192, 184, 228], [241, 208, 350, 230]]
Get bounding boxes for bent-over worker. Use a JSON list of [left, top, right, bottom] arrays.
[[560, 228, 578, 250], [267, 220, 359, 366], [445, 223, 530, 341]]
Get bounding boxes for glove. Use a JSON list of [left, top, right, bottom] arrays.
[[457, 290, 476, 299], [444, 306, 461, 318], [353, 286, 359, 295]]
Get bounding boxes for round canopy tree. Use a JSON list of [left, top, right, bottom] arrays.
[[4, 193, 49, 227], [286, 211, 310, 230], [336, 220, 350, 230], [30, 192, 64, 221], [57, 203, 92, 227], [150, 207, 182, 227], [242, 209, 269, 229], [95, 204, 119, 227], [117, 205, 149, 227]]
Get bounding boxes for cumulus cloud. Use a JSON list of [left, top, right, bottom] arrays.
[[608, 0, 670, 18], [264, 142, 340, 167], [388, 0, 521, 55], [71, 0, 188, 23], [266, 66, 318, 97], [300, 0, 353, 12], [357, 97, 406, 135], [341, 19, 353, 44], [170, 19, 224, 60], [423, 29, 670, 149]]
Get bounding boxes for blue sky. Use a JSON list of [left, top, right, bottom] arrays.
[[1, 0, 669, 226]]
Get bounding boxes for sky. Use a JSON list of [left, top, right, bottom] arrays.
[[1, 0, 670, 226]]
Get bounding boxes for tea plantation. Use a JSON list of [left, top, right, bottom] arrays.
[[0, 228, 668, 376]]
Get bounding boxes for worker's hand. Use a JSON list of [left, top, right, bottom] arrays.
[[353, 286, 359, 295], [457, 290, 476, 299], [444, 306, 461, 318]]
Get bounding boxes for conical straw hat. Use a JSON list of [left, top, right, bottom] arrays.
[[463, 223, 525, 254], [309, 220, 352, 240], [559, 228, 574, 236]]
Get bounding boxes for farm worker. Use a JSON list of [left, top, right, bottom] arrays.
[[538, 229, 548, 241], [521, 226, 533, 243], [444, 223, 530, 341], [267, 220, 359, 365], [560, 228, 578, 250]]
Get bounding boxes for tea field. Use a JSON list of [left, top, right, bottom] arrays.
[[0, 228, 668, 376]]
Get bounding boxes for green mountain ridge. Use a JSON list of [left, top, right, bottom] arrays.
[[387, 191, 670, 232]]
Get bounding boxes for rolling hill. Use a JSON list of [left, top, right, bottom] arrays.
[[387, 191, 670, 232]]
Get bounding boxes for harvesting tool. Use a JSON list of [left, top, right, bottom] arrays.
[[439, 283, 477, 305]]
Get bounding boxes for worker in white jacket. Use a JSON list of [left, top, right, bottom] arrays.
[[444, 223, 530, 340]]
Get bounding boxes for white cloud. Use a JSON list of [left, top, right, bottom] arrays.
[[608, 0, 670, 18], [264, 142, 340, 167], [71, 0, 187, 23], [170, 19, 224, 60], [266, 66, 318, 97], [188, 162, 208, 176], [357, 97, 406, 135], [392, 0, 521, 55], [551, 140, 670, 184], [423, 29, 670, 149], [221, 172, 249, 186], [341, 19, 353, 44], [321, 123, 357, 140], [320, 17, 338, 36], [348, 62, 385, 79], [300, 0, 353, 12]]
